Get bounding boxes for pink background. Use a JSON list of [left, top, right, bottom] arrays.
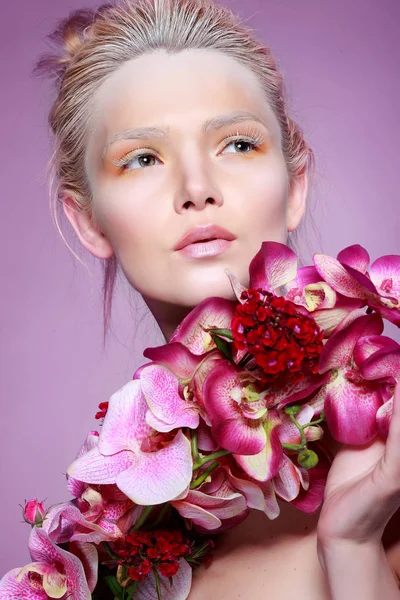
[[1, 0, 399, 573]]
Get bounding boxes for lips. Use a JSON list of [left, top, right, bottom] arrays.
[[174, 224, 236, 251]]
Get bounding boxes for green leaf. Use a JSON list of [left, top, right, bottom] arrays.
[[104, 575, 123, 598], [126, 581, 139, 599], [210, 333, 233, 361], [205, 327, 234, 340]]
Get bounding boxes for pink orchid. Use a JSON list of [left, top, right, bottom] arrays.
[[313, 244, 400, 326], [360, 338, 400, 438], [225, 445, 330, 517], [171, 465, 248, 532], [43, 483, 139, 544], [66, 379, 193, 505], [202, 359, 284, 481], [140, 363, 200, 432], [317, 311, 394, 443], [226, 241, 338, 314], [0, 527, 96, 599], [142, 341, 225, 423], [169, 296, 237, 355]]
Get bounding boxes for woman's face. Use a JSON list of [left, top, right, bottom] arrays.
[[70, 48, 306, 330]]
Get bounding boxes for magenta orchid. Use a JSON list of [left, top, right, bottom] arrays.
[[202, 359, 284, 481], [0, 527, 96, 599], [313, 244, 400, 326]]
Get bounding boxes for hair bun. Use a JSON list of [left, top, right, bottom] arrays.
[[32, 8, 98, 83]]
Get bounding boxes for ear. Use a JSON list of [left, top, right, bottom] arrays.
[[286, 171, 308, 232], [63, 194, 114, 259]]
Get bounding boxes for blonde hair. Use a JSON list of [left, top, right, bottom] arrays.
[[33, 0, 315, 346]]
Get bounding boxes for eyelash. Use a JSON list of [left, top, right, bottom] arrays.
[[112, 126, 266, 171]]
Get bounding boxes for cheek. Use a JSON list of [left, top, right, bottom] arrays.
[[95, 190, 158, 255], [242, 159, 289, 231]]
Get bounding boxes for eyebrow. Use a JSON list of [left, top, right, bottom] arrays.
[[101, 110, 269, 158]]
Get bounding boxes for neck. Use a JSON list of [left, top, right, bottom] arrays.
[[143, 296, 196, 343]]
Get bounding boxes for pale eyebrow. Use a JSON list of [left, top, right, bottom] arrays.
[[101, 110, 270, 159]]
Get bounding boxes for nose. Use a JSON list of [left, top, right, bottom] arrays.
[[173, 157, 224, 213]]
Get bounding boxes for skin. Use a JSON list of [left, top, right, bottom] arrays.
[[63, 48, 307, 341], [63, 47, 400, 598]]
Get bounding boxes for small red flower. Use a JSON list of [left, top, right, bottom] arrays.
[[95, 401, 109, 420], [158, 561, 179, 578], [232, 288, 324, 384]]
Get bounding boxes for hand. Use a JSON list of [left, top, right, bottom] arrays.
[[317, 380, 400, 547]]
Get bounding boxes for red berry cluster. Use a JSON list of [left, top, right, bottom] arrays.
[[95, 401, 109, 420], [231, 289, 324, 383], [110, 530, 191, 582]]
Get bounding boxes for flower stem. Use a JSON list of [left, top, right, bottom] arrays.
[[126, 581, 138, 599], [152, 502, 170, 527], [153, 567, 162, 600], [190, 461, 219, 489], [130, 505, 154, 532], [191, 431, 200, 464], [193, 450, 231, 470]]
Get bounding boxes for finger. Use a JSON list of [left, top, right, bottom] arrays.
[[382, 380, 400, 481]]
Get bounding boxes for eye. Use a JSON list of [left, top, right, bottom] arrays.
[[112, 150, 160, 171], [221, 137, 260, 154]]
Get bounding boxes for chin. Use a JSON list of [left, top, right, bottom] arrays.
[[171, 276, 241, 308]]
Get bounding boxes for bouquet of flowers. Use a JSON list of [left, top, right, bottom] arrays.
[[1, 241, 399, 600]]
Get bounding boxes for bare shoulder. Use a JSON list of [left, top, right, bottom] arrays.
[[382, 507, 400, 585], [187, 504, 331, 600]]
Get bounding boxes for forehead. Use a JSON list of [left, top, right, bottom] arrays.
[[88, 48, 281, 153]]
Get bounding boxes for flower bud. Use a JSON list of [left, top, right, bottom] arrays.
[[21, 499, 46, 526], [297, 448, 319, 469]]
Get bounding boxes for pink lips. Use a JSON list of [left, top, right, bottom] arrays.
[[174, 224, 236, 258]]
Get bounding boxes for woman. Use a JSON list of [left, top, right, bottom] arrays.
[[32, 0, 400, 597]]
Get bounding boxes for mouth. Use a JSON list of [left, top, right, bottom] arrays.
[[174, 224, 236, 259], [174, 224, 236, 252]]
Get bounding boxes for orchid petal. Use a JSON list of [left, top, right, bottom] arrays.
[[143, 342, 202, 379], [313, 253, 378, 298], [27, 528, 91, 600], [249, 241, 298, 291], [99, 380, 150, 455], [369, 255, 400, 299], [278, 404, 314, 445], [141, 364, 199, 431], [68, 542, 98, 593], [172, 489, 246, 529], [134, 558, 192, 600], [259, 480, 280, 519], [0, 568, 44, 600], [304, 282, 337, 311], [116, 430, 192, 505], [172, 500, 222, 529], [203, 361, 267, 454], [354, 335, 400, 367], [324, 372, 382, 444], [273, 454, 301, 502], [234, 410, 283, 482], [226, 467, 266, 511], [170, 297, 236, 355], [67, 446, 134, 485], [361, 346, 400, 380], [318, 313, 383, 373], [337, 245, 370, 274], [225, 267, 248, 303], [312, 305, 362, 336], [290, 452, 330, 514]]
